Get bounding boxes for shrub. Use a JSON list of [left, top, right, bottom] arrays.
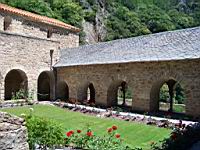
[[151, 123, 200, 150], [25, 113, 64, 150], [11, 89, 34, 102], [11, 89, 27, 100]]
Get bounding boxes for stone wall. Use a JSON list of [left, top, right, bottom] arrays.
[[0, 12, 79, 49], [0, 31, 59, 100], [56, 59, 200, 117], [0, 112, 29, 150]]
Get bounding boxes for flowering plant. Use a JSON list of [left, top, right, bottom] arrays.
[[64, 125, 132, 150]]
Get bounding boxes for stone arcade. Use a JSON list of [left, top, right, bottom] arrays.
[[0, 4, 200, 118], [54, 27, 200, 118]]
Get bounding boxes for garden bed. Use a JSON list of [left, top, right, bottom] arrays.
[[0, 104, 171, 149], [53, 102, 196, 129], [0, 99, 35, 108]]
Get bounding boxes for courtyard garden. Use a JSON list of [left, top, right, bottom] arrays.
[[0, 104, 171, 149]]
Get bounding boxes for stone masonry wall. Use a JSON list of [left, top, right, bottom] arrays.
[[56, 59, 200, 117], [0, 31, 59, 100], [0, 14, 3, 31], [0, 112, 29, 150], [0, 13, 79, 49]]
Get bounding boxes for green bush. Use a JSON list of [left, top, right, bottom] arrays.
[[11, 89, 34, 102], [159, 83, 186, 104], [25, 114, 64, 150], [159, 84, 170, 103], [151, 123, 200, 150]]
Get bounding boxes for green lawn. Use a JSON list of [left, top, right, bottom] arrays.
[[0, 104, 170, 149], [160, 102, 185, 113], [173, 104, 185, 113]]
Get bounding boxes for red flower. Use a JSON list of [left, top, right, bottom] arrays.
[[70, 130, 74, 134], [66, 130, 74, 137], [66, 132, 72, 137], [107, 128, 113, 133], [87, 131, 93, 137], [112, 125, 118, 130], [171, 133, 177, 140], [77, 129, 82, 133], [115, 134, 120, 138]]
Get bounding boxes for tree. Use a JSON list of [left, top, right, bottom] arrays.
[[175, 83, 186, 104], [137, 5, 176, 33], [105, 6, 150, 41], [51, 0, 83, 27], [7, 0, 54, 17], [168, 9, 195, 29]]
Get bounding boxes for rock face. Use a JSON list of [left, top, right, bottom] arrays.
[[82, 0, 107, 44], [83, 21, 98, 44], [95, 0, 107, 42], [0, 112, 29, 150]]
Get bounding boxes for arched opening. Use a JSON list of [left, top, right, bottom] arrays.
[[107, 81, 132, 108], [150, 79, 186, 114], [56, 81, 69, 102], [4, 16, 12, 31], [5, 69, 28, 100], [159, 81, 186, 113], [117, 82, 132, 107], [77, 82, 95, 104], [87, 83, 95, 104], [37, 71, 54, 101]]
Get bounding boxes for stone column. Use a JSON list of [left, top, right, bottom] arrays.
[[0, 83, 4, 100], [132, 85, 151, 112], [166, 80, 176, 112], [95, 85, 108, 107]]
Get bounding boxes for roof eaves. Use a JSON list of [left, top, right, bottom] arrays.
[[0, 3, 80, 33]]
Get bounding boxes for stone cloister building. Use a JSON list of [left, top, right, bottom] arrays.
[[0, 4, 200, 118], [54, 27, 200, 118]]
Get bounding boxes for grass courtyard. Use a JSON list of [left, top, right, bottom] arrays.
[[0, 104, 171, 149]]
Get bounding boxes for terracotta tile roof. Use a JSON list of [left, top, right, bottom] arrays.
[[0, 3, 80, 33]]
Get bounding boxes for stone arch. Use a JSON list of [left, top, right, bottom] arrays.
[[5, 69, 28, 100], [77, 81, 96, 103], [150, 77, 189, 113], [37, 71, 55, 101], [107, 80, 132, 107], [56, 81, 69, 101], [88, 83, 95, 102]]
